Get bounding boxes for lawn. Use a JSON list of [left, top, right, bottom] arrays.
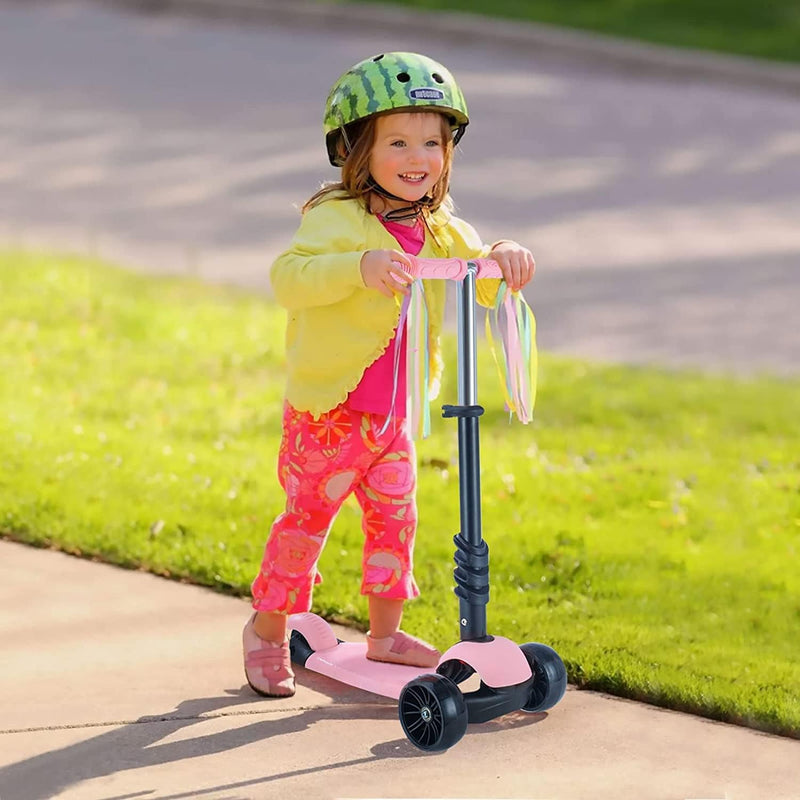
[[350, 0, 800, 64], [2, 250, 799, 737]]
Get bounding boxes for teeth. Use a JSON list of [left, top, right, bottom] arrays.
[[401, 172, 425, 180]]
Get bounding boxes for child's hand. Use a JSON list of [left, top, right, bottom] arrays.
[[488, 241, 535, 292], [360, 249, 413, 298]]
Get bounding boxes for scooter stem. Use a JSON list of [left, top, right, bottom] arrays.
[[446, 263, 490, 641]]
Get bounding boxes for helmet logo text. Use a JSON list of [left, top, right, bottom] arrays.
[[409, 88, 445, 100]]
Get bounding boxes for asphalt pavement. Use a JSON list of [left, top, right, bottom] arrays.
[[1, 2, 799, 798]]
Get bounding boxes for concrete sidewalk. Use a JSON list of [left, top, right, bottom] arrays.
[[1, 539, 798, 800]]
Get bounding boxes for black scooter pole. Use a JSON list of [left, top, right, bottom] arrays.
[[442, 263, 490, 642]]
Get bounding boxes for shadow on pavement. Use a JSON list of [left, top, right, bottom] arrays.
[[0, 678, 547, 800]]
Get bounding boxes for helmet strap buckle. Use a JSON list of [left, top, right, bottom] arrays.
[[367, 177, 434, 222]]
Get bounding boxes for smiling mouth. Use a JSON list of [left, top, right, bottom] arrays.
[[399, 172, 427, 183]]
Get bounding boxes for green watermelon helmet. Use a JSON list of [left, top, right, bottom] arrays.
[[324, 52, 469, 166]]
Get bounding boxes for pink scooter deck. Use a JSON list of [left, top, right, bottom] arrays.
[[306, 642, 430, 700], [289, 613, 532, 701]]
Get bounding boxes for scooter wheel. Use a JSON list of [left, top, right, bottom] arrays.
[[289, 630, 314, 667], [398, 674, 467, 752], [519, 642, 567, 712]]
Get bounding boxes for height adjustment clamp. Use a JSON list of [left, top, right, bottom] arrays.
[[441, 404, 484, 419]]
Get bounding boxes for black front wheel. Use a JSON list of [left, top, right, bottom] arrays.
[[398, 674, 468, 751], [520, 642, 567, 712]]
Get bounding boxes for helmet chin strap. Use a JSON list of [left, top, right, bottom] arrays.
[[367, 177, 434, 222]]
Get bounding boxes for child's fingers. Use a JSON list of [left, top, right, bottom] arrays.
[[387, 272, 410, 295], [520, 251, 536, 286], [390, 249, 412, 267], [389, 265, 412, 283], [498, 256, 521, 291], [503, 253, 535, 291], [390, 253, 413, 278], [388, 261, 412, 294]]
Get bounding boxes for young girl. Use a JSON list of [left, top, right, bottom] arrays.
[[243, 52, 535, 697]]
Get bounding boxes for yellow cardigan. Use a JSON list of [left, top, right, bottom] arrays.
[[270, 196, 499, 417]]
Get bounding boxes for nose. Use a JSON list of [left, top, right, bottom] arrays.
[[407, 144, 425, 164]]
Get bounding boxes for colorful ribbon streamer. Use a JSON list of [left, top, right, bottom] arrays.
[[381, 275, 537, 439], [485, 283, 538, 424]]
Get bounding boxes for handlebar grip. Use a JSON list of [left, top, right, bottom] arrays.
[[404, 256, 502, 280]]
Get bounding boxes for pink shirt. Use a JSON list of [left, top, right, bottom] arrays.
[[346, 215, 425, 418]]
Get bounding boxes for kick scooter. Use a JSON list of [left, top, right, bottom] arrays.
[[288, 257, 567, 751]]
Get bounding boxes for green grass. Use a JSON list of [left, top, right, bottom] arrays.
[[2, 250, 799, 737], [345, 0, 800, 64]]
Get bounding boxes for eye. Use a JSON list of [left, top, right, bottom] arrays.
[[391, 140, 406, 147]]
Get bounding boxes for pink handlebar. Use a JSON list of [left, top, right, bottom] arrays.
[[403, 256, 502, 281]]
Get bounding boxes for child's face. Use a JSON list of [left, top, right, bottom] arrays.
[[369, 112, 446, 210]]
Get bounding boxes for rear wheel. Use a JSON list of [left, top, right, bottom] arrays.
[[520, 642, 567, 712], [289, 631, 314, 666], [399, 674, 468, 751]]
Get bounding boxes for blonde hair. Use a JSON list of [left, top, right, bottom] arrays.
[[303, 111, 455, 221]]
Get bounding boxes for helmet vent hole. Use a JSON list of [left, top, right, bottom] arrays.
[[396, 72, 411, 83], [432, 73, 444, 83], [373, 54, 384, 61]]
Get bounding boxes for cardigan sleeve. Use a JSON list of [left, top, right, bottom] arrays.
[[270, 199, 368, 311]]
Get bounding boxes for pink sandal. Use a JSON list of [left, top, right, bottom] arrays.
[[366, 630, 441, 668], [242, 615, 295, 698]]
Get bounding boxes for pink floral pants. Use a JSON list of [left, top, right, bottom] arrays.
[[251, 403, 419, 614]]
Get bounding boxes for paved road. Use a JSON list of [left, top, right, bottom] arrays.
[[1, 0, 799, 374]]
